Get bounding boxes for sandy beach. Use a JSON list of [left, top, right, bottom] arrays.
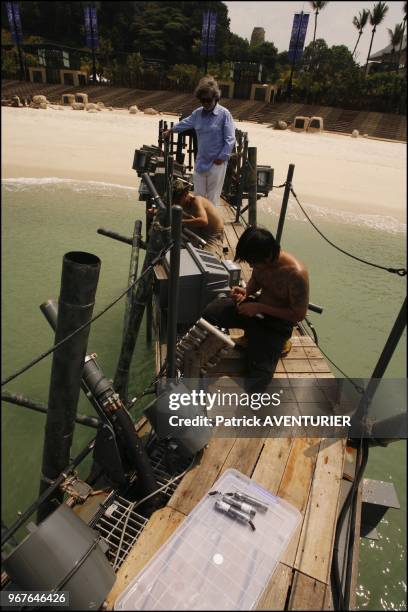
[[2, 106, 406, 223]]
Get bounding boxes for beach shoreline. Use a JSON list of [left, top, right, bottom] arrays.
[[2, 106, 406, 223]]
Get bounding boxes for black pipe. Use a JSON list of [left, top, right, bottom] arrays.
[[37, 252, 101, 524], [1, 391, 100, 429], [2, 439, 95, 548], [141, 173, 166, 212], [167, 206, 183, 379], [114, 220, 143, 402], [97, 228, 146, 250], [247, 147, 258, 226], [40, 302, 161, 511], [235, 134, 248, 223], [276, 164, 295, 245], [146, 293, 153, 345]]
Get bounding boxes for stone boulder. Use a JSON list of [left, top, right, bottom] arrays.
[[275, 120, 287, 130], [96, 101, 105, 109], [87, 108, 98, 113], [363, 133, 369, 138], [351, 129, 359, 138], [144, 107, 159, 115], [129, 105, 139, 114], [39, 102, 48, 109], [72, 102, 85, 110], [32, 95, 48, 105], [86, 103, 98, 111]]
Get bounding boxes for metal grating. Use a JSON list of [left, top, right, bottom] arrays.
[[93, 440, 192, 570], [95, 496, 148, 570]]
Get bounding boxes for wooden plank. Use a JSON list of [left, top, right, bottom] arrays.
[[252, 438, 293, 493], [288, 571, 328, 610], [309, 359, 333, 373], [220, 437, 264, 477], [105, 506, 185, 610], [277, 438, 321, 568], [256, 562, 292, 610], [284, 359, 313, 373], [294, 438, 346, 584], [167, 437, 236, 515]]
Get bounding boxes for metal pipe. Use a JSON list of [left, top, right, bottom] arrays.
[[114, 220, 142, 402], [141, 173, 166, 212], [247, 147, 258, 226], [235, 134, 248, 223], [276, 164, 295, 245], [146, 293, 153, 345], [2, 439, 95, 547], [1, 391, 100, 429], [97, 228, 146, 250], [167, 206, 183, 378], [40, 302, 161, 510], [37, 252, 101, 524]]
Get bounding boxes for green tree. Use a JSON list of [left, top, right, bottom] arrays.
[[310, 1, 329, 50], [397, 1, 407, 71], [249, 41, 278, 79], [387, 23, 404, 70], [365, 1, 389, 75], [352, 9, 370, 58]]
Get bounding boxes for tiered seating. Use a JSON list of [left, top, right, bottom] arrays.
[[2, 80, 406, 141]]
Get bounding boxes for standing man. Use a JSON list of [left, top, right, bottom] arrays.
[[163, 76, 236, 206]]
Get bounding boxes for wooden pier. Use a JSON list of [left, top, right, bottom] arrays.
[[104, 202, 361, 610]]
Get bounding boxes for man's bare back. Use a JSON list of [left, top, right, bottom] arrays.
[[232, 250, 309, 323], [182, 194, 224, 234]]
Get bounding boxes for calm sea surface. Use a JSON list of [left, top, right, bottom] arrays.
[[1, 180, 406, 610]]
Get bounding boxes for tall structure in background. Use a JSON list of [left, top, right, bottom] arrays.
[[250, 27, 265, 46]]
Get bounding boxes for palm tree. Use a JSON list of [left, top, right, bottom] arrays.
[[396, 1, 407, 72], [387, 23, 404, 70], [310, 1, 329, 50], [352, 9, 370, 58], [365, 1, 389, 75]]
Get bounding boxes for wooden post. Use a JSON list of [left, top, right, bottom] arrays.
[[113, 220, 142, 402], [166, 206, 183, 379], [247, 147, 258, 226], [276, 164, 295, 244]]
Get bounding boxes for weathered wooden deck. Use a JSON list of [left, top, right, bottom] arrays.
[[105, 203, 359, 610]]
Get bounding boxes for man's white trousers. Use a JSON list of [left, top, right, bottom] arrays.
[[193, 161, 227, 206]]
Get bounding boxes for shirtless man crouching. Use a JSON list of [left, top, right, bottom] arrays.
[[202, 226, 309, 391], [172, 179, 224, 259]]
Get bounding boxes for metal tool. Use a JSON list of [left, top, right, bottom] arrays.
[[214, 500, 256, 530], [225, 491, 269, 513]]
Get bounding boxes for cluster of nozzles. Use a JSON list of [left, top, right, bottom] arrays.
[[175, 318, 233, 376]]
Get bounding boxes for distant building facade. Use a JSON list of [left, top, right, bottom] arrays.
[[368, 35, 407, 73], [250, 27, 265, 46]]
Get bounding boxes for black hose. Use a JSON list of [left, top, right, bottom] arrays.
[[331, 439, 369, 610]]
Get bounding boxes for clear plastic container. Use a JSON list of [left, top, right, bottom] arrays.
[[115, 468, 301, 610]]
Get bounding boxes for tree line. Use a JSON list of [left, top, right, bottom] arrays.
[[1, 0, 406, 114]]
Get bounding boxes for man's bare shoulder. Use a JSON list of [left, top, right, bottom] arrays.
[[280, 251, 308, 277]]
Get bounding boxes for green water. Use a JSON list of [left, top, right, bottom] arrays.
[[1, 180, 406, 610]]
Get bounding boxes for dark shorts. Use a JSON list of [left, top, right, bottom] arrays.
[[202, 296, 293, 391]]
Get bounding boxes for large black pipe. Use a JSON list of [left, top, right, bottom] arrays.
[[40, 300, 161, 512], [167, 206, 183, 379], [37, 252, 101, 523], [276, 164, 295, 245], [1, 391, 100, 429]]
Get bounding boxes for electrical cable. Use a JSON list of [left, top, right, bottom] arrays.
[[302, 323, 365, 395], [331, 438, 369, 610], [1, 242, 174, 388], [290, 187, 406, 276]]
